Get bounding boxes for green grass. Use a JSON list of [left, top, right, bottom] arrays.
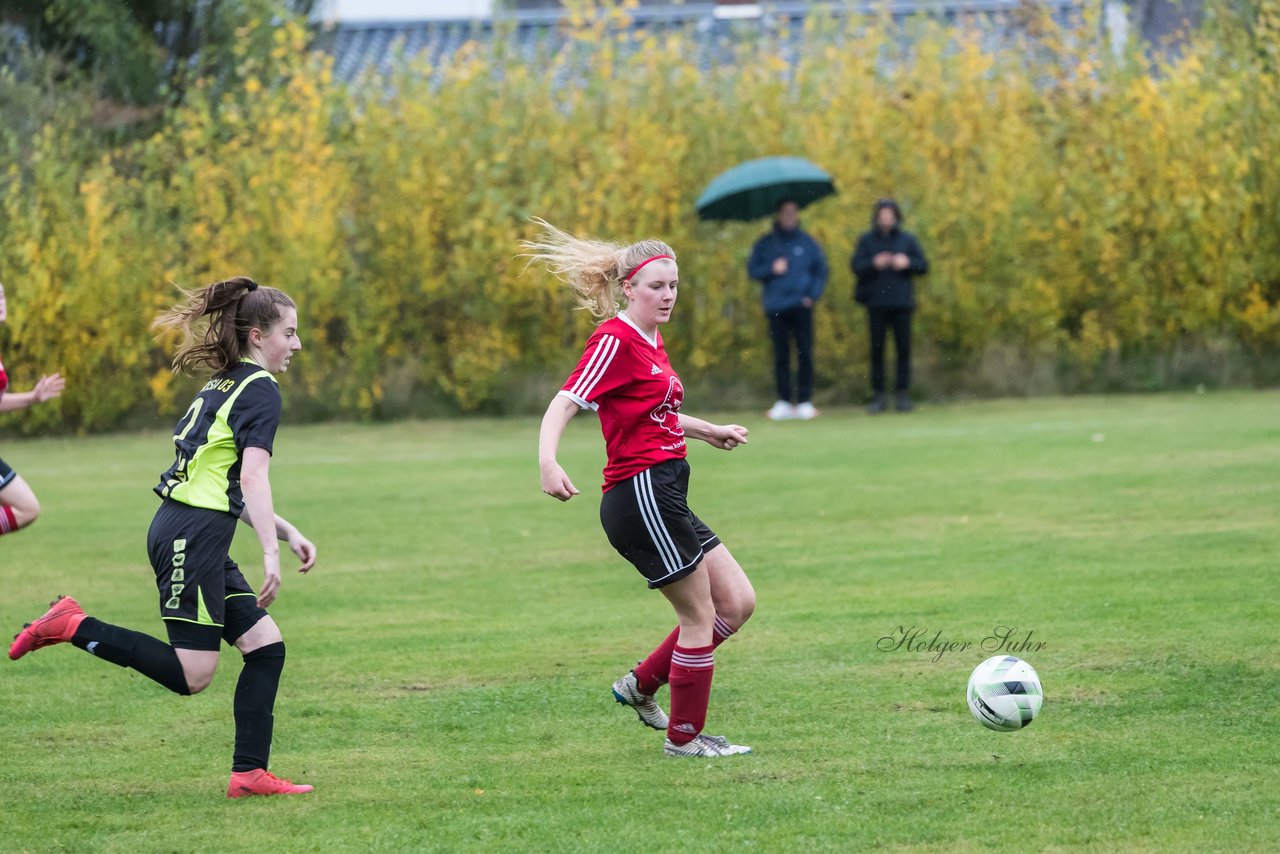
[[2, 392, 1278, 852]]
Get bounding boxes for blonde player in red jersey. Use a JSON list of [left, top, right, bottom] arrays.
[[527, 220, 756, 758]]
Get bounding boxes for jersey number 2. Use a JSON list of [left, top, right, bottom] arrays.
[[163, 398, 206, 492]]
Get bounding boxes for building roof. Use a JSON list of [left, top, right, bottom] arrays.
[[316, 1, 1086, 84]]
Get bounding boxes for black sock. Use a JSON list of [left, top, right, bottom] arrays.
[[232, 642, 286, 773], [71, 617, 191, 695]]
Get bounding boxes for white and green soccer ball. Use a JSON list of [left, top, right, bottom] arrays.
[[966, 655, 1043, 731]]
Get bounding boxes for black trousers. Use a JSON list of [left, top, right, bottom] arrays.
[[868, 307, 913, 394], [767, 306, 814, 403]]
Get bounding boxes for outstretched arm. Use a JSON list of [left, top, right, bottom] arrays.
[[242, 509, 317, 570], [539, 394, 582, 501], [677, 414, 749, 451], [0, 373, 65, 413]]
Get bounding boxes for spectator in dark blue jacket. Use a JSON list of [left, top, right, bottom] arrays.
[[851, 199, 928, 413], [748, 199, 829, 421]]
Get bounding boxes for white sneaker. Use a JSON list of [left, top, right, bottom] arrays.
[[663, 734, 753, 757], [767, 400, 796, 421], [794, 401, 818, 420], [612, 671, 669, 730]]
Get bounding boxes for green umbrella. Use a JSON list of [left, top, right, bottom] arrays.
[[696, 156, 836, 222]]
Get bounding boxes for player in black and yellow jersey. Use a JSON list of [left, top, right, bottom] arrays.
[[9, 276, 318, 798]]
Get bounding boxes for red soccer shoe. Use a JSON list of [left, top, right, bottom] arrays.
[[9, 596, 86, 661], [227, 769, 314, 798]]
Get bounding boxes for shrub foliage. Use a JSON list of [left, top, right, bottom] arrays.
[[1, 5, 1276, 432]]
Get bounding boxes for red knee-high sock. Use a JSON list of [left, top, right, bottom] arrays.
[[667, 644, 715, 745], [0, 505, 18, 535], [712, 615, 738, 647], [633, 627, 679, 695], [634, 616, 739, 695]]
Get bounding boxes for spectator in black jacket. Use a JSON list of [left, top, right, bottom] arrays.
[[851, 199, 928, 413], [748, 199, 829, 421]]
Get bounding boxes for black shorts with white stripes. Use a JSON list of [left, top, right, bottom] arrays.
[[599, 458, 721, 589]]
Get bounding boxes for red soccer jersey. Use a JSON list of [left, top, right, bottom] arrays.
[[558, 314, 687, 492]]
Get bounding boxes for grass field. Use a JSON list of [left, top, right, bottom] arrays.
[[2, 392, 1278, 852]]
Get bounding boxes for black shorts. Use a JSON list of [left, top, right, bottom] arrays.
[[147, 499, 268, 651], [0, 456, 16, 490], [599, 459, 721, 589]]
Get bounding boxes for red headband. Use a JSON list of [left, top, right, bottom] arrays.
[[622, 254, 675, 283]]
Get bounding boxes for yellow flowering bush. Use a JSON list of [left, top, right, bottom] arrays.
[[0, 8, 1275, 433]]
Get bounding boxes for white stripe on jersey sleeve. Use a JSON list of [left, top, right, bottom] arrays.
[[569, 334, 619, 404], [556, 389, 596, 411]]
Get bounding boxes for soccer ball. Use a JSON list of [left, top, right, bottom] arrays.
[[966, 655, 1043, 731]]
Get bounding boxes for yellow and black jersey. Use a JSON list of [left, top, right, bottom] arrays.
[[155, 360, 281, 516]]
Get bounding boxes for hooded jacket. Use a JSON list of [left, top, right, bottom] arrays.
[[851, 201, 928, 309], [747, 222, 829, 314]]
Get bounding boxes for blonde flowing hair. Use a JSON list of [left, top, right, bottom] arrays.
[[520, 218, 677, 319]]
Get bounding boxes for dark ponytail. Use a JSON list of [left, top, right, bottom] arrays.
[[155, 276, 295, 374]]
